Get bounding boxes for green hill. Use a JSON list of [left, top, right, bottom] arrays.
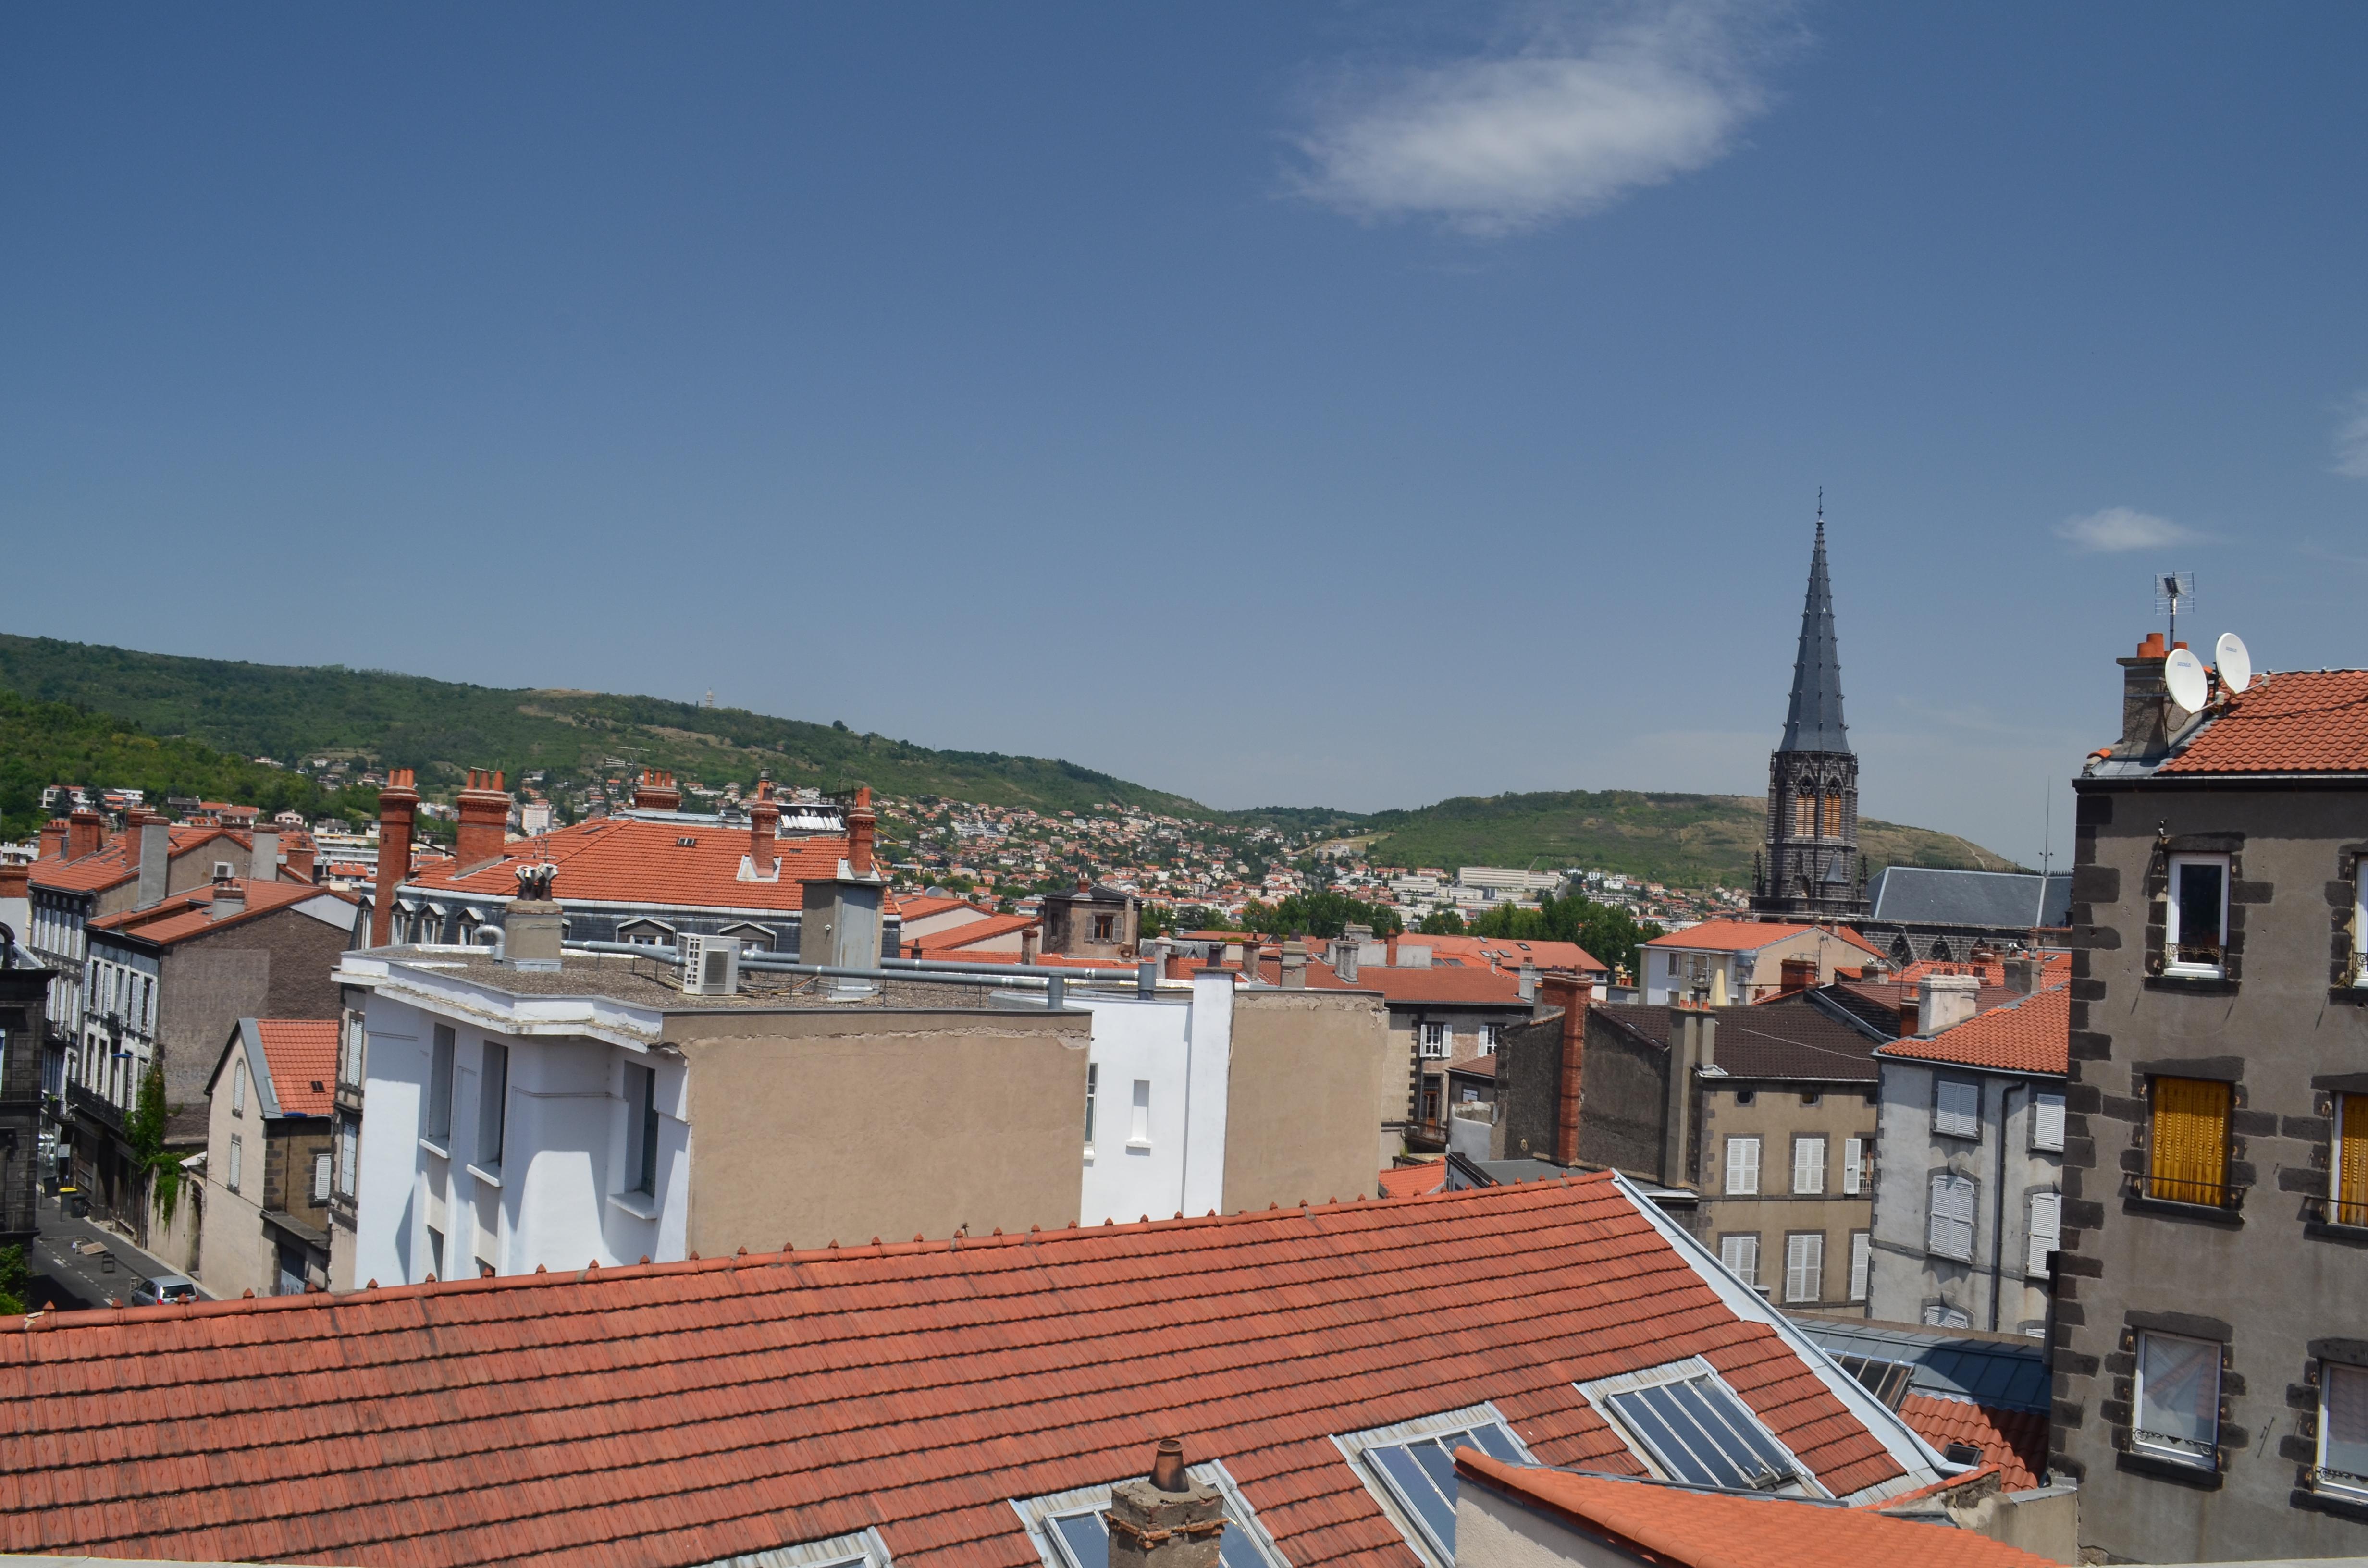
[[0, 634, 2021, 886], [1342, 788, 2022, 889]]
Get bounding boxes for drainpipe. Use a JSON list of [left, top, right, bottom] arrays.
[[1989, 1081, 2019, 1333]]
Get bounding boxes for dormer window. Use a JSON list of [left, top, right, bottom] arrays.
[[2165, 854, 2229, 977], [1579, 1358, 1815, 1494], [1336, 1404, 1532, 1567]]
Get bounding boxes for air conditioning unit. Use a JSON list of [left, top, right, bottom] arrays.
[[678, 932, 739, 997]]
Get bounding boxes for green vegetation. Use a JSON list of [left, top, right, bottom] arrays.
[[1416, 908, 1467, 935], [126, 1060, 185, 1225], [1466, 893, 1666, 984], [1347, 788, 2019, 890], [0, 1244, 28, 1317], [1241, 890, 1404, 940]]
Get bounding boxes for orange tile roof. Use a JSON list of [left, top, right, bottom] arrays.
[[28, 823, 246, 894], [87, 880, 356, 947], [1878, 984, 2069, 1076], [2159, 668, 2368, 774], [1892, 954, 2071, 989], [254, 1020, 339, 1117], [402, 817, 851, 911], [1256, 955, 1528, 1004], [0, 1175, 1924, 1568], [1645, 920, 1883, 958], [909, 913, 1038, 954], [1393, 934, 1608, 975], [1454, 1452, 2051, 1568], [1898, 1394, 2048, 1493], [1375, 1163, 1445, 1198]]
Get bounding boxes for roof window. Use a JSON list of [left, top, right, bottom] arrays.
[[1011, 1460, 1285, 1568], [1334, 1402, 1531, 1567], [1578, 1358, 1815, 1494], [689, 1525, 894, 1568]]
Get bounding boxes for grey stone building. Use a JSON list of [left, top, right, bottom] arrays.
[[1859, 866, 2073, 967], [2051, 634, 2368, 1559], [1751, 514, 1869, 923]]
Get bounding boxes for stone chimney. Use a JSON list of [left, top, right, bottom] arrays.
[[1020, 926, 1043, 964], [747, 773, 780, 879], [1919, 973, 1980, 1034], [370, 769, 419, 947], [1778, 956, 1818, 995], [208, 870, 246, 922], [1281, 940, 1308, 989], [248, 827, 279, 883], [1662, 1007, 1719, 1189], [2112, 632, 2181, 758], [502, 865, 564, 972], [66, 809, 102, 862], [455, 769, 512, 871], [1537, 972, 1591, 1166], [634, 769, 681, 812], [134, 815, 171, 909], [2003, 955, 2040, 996], [37, 820, 68, 861], [1517, 961, 1538, 1002], [1107, 1439, 1224, 1568], [847, 786, 876, 878], [1335, 935, 1360, 985]]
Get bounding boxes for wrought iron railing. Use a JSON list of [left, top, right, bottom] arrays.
[[2125, 1171, 2245, 1212]]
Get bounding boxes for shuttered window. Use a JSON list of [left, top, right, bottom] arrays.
[[1725, 1137, 1760, 1196], [2337, 1094, 2368, 1229], [2149, 1077, 2232, 1206], [1822, 796, 1842, 838], [1849, 1232, 1871, 1302], [1783, 1234, 1823, 1304], [1792, 1136, 1825, 1195], [1718, 1234, 1759, 1289], [1927, 1172, 1976, 1261], [2031, 1092, 2066, 1153], [1935, 1078, 1980, 1140], [2026, 1191, 2060, 1276], [1842, 1137, 1864, 1195]]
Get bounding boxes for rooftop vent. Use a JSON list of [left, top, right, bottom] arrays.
[[678, 932, 739, 997]]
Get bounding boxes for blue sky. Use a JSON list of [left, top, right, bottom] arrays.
[[6, 3, 2366, 866]]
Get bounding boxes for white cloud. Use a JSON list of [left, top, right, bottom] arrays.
[[1287, 2, 1788, 236], [2055, 506, 2198, 554], [2335, 391, 2368, 478]]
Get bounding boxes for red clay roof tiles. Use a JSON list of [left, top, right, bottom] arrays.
[[1896, 1395, 2048, 1493], [255, 1020, 340, 1116], [1877, 984, 2068, 1076], [402, 818, 849, 911], [0, 1176, 1922, 1568], [2159, 668, 2368, 774]]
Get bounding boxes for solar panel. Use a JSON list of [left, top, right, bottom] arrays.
[[1361, 1421, 1524, 1557], [1604, 1376, 1799, 1491]]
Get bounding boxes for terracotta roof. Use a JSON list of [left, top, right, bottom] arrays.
[[400, 817, 851, 912], [1897, 1395, 2048, 1493], [1645, 921, 1882, 958], [1892, 955, 2070, 989], [1877, 985, 2068, 1076], [254, 1020, 340, 1117], [28, 824, 251, 895], [1392, 934, 1607, 975], [1375, 1164, 1445, 1198], [910, 913, 1038, 955], [1254, 956, 1527, 1005], [895, 895, 980, 922], [87, 880, 356, 947], [0, 1175, 1928, 1568], [1453, 1452, 2049, 1568], [2158, 668, 2368, 774], [1594, 996, 1887, 1083]]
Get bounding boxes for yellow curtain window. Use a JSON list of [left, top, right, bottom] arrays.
[[1822, 796, 1842, 838], [1794, 795, 1814, 837], [2151, 1077, 2232, 1205], [2339, 1093, 2368, 1228]]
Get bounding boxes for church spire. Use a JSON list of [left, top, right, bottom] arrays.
[[1778, 502, 1850, 755]]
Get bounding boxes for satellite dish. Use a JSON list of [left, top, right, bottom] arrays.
[[2215, 632, 2252, 695], [2165, 647, 2209, 713]]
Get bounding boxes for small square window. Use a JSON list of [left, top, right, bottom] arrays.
[[2134, 1331, 2220, 1470]]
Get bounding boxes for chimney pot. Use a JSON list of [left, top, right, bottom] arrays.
[[1150, 1437, 1187, 1492]]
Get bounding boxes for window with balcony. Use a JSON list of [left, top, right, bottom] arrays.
[[2333, 1093, 2368, 1228], [2145, 1076, 2234, 1208], [2164, 854, 2229, 977], [2133, 1331, 2220, 1470]]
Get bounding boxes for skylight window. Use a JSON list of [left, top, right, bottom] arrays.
[[1579, 1360, 1814, 1494], [1334, 1403, 1532, 1566], [1012, 1462, 1287, 1568], [692, 1525, 894, 1568]]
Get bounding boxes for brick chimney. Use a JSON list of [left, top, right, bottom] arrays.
[[634, 769, 681, 812], [847, 786, 876, 878], [371, 769, 419, 946], [133, 814, 171, 909], [747, 773, 780, 879], [1778, 956, 1818, 995], [284, 835, 316, 883], [1020, 925, 1042, 964], [2113, 632, 2177, 758], [0, 860, 28, 947], [37, 820, 68, 860], [1107, 1439, 1224, 1568], [66, 809, 102, 862], [1537, 972, 1591, 1166], [455, 769, 512, 871]]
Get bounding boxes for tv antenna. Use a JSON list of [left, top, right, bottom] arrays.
[[2153, 571, 2195, 647]]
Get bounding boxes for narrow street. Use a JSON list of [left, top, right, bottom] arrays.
[[24, 1189, 216, 1311]]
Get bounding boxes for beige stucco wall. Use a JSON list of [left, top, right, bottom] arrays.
[[1696, 1081, 1880, 1311], [198, 1041, 275, 1300], [672, 1007, 1091, 1255], [1225, 990, 1395, 1207]]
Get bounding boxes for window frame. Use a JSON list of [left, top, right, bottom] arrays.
[[625, 1062, 660, 1197], [1791, 1135, 1826, 1196], [1417, 1021, 1450, 1060], [424, 1024, 456, 1147], [2164, 853, 2231, 978], [1084, 1062, 1098, 1152], [1927, 1170, 1977, 1262], [2025, 1190, 2060, 1278], [2332, 1092, 2367, 1229], [1782, 1231, 1824, 1304], [1725, 1136, 1761, 1197], [476, 1040, 509, 1175], [2145, 1075, 2234, 1209], [1576, 1357, 1822, 1497], [232, 1058, 247, 1116], [2031, 1091, 2066, 1153], [1717, 1232, 1760, 1290], [2132, 1330, 2222, 1472], [685, 1526, 897, 1568], [1934, 1078, 1980, 1141], [1335, 1404, 1533, 1568], [2316, 1359, 2368, 1503], [227, 1132, 243, 1193], [1848, 1230, 1871, 1303], [311, 1151, 331, 1204], [1010, 1460, 1290, 1568]]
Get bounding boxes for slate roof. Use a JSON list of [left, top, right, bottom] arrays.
[[1453, 1453, 2051, 1567], [398, 816, 851, 911], [1779, 519, 1852, 755], [1866, 868, 2071, 930], [1876, 985, 2069, 1077], [0, 1175, 1934, 1568], [2158, 668, 2368, 774], [1591, 995, 1887, 1083]]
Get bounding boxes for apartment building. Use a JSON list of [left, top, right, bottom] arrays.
[[2050, 636, 2368, 1559], [1639, 919, 1882, 1006], [198, 1018, 338, 1297]]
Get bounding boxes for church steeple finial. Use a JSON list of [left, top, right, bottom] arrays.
[[1778, 499, 1849, 754]]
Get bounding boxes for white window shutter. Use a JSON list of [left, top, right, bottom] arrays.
[[1720, 1234, 1758, 1288], [1727, 1138, 1760, 1196], [2032, 1092, 2066, 1152], [1929, 1172, 1975, 1260], [1794, 1137, 1825, 1195], [1849, 1232, 1871, 1302], [1936, 1079, 1980, 1140], [1843, 1137, 1863, 1196], [2027, 1190, 2061, 1276]]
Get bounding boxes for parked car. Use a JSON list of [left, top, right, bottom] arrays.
[[129, 1274, 198, 1307]]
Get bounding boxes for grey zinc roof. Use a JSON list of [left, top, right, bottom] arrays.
[[1777, 519, 1851, 754], [1867, 867, 2072, 930], [1789, 1318, 2050, 1414]]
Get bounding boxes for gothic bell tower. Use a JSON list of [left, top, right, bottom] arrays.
[[1751, 509, 1868, 922]]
